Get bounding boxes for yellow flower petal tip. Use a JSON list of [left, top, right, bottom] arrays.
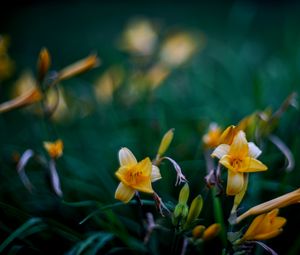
[[115, 147, 161, 203], [240, 209, 286, 242], [43, 139, 63, 159]]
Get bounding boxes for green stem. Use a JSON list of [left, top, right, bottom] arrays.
[[212, 187, 227, 247]]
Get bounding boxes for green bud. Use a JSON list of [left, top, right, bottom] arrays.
[[172, 203, 189, 226], [178, 183, 189, 204], [185, 195, 203, 228]]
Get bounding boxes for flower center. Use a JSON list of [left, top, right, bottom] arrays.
[[124, 166, 144, 185], [231, 158, 243, 170]]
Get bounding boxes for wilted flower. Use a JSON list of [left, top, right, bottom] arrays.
[[115, 147, 161, 203], [212, 130, 267, 195], [238, 209, 286, 243]]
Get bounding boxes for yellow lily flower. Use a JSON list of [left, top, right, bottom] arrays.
[[212, 130, 267, 195], [239, 209, 286, 242], [44, 139, 63, 159], [236, 188, 300, 224], [115, 147, 161, 203], [202, 123, 222, 149]]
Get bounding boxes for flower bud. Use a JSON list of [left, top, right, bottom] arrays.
[[178, 183, 189, 204], [192, 225, 206, 239], [202, 223, 221, 241], [185, 195, 203, 227], [37, 47, 51, 81], [157, 128, 174, 156]]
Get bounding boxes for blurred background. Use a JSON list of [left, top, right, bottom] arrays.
[[1, 0, 300, 254]]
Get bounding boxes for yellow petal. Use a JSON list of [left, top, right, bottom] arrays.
[[253, 229, 282, 240], [114, 182, 135, 203], [226, 170, 244, 196], [43, 139, 63, 159], [240, 157, 268, 172], [248, 142, 262, 158], [219, 155, 235, 171], [137, 157, 152, 176], [218, 125, 238, 145], [151, 165, 161, 182], [211, 144, 230, 159], [115, 166, 130, 184], [243, 214, 266, 240], [270, 216, 287, 230], [229, 131, 249, 159], [134, 179, 154, 194], [118, 147, 137, 166]]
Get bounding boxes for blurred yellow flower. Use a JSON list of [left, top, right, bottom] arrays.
[[146, 63, 170, 90], [203, 123, 222, 149], [240, 209, 286, 242], [212, 130, 267, 195], [120, 18, 158, 56], [159, 32, 204, 68], [115, 147, 161, 203], [236, 188, 300, 224], [94, 66, 124, 103], [44, 140, 64, 159]]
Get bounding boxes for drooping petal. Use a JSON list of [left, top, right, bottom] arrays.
[[229, 131, 249, 159], [118, 147, 137, 166], [248, 142, 262, 158], [226, 170, 244, 196], [114, 182, 135, 203], [240, 157, 268, 172], [151, 165, 162, 182], [211, 144, 230, 159]]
